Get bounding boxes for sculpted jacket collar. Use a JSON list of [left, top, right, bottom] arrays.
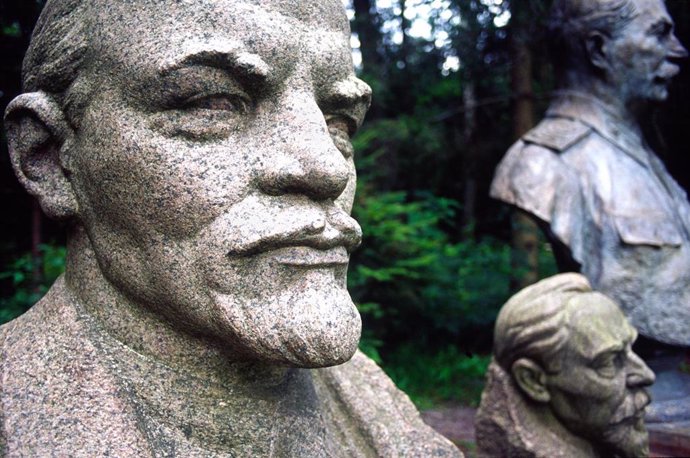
[[544, 90, 690, 240], [545, 91, 651, 167]]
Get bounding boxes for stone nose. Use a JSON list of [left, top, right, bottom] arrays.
[[668, 34, 688, 60], [626, 351, 655, 388], [257, 93, 350, 201]]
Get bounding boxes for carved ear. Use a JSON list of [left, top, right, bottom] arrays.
[[5, 92, 78, 220], [585, 31, 608, 72], [512, 358, 551, 403]]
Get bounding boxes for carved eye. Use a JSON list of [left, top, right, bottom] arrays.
[[184, 94, 250, 114], [593, 351, 625, 378], [649, 21, 673, 40], [327, 116, 355, 159]]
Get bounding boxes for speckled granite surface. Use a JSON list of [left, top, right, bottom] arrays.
[[0, 278, 460, 456]]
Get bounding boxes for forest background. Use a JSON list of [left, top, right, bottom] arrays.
[[1, 0, 690, 410]]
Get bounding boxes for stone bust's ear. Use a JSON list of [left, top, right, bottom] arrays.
[[511, 358, 551, 403], [5, 92, 78, 220], [585, 31, 609, 73]]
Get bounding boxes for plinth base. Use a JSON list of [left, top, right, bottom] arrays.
[[644, 347, 690, 457], [649, 422, 690, 457]]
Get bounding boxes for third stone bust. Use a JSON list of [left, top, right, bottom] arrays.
[[476, 274, 655, 458], [491, 0, 690, 346], [0, 0, 460, 456]]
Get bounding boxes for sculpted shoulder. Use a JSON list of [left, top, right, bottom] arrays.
[[522, 117, 593, 153], [491, 118, 589, 223], [313, 350, 462, 457], [0, 278, 150, 455]]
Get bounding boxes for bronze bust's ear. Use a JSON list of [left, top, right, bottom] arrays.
[[584, 30, 609, 73], [5, 91, 78, 221]]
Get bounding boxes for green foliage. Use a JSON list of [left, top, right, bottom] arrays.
[[2, 22, 21, 37], [0, 244, 66, 324], [350, 185, 514, 351], [383, 344, 491, 410]]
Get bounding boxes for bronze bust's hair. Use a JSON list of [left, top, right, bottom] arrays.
[[493, 273, 592, 373], [548, 0, 637, 79]]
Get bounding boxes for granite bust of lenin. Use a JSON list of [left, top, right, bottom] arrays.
[[0, 0, 461, 456]]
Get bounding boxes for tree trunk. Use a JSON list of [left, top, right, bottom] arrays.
[[352, 0, 383, 73], [462, 80, 477, 233], [509, 5, 540, 290], [399, 0, 411, 68]]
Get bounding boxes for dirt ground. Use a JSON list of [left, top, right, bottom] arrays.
[[421, 406, 477, 457], [421, 406, 690, 458]]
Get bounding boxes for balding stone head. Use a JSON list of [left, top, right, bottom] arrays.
[[1, 1, 462, 455], [7, 0, 372, 368]]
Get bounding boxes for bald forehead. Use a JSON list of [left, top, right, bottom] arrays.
[[92, 0, 350, 34], [248, 0, 350, 30], [85, 0, 354, 88], [89, 0, 352, 57], [629, 0, 671, 19]]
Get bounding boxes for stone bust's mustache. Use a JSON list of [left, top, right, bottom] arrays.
[[198, 194, 362, 260], [608, 388, 651, 426], [226, 211, 362, 258]]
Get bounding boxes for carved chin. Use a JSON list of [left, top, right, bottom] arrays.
[[601, 415, 649, 458], [211, 279, 362, 368]]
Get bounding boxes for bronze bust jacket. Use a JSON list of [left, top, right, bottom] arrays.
[[491, 91, 690, 346]]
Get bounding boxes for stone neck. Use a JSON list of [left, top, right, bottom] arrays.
[[552, 89, 642, 142], [61, 248, 334, 455], [547, 90, 653, 167], [557, 75, 644, 135], [63, 224, 291, 388]]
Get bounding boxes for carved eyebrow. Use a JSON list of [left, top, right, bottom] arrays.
[[329, 78, 372, 105], [589, 327, 635, 361], [159, 40, 271, 83], [591, 344, 624, 362], [322, 77, 372, 127]]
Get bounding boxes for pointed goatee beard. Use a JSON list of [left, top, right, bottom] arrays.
[[209, 277, 362, 368]]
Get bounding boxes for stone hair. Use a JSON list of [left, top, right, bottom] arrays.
[[22, 0, 90, 124], [548, 0, 637, 75], [493, 273, 592, 374]]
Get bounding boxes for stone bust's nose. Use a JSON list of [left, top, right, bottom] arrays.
[[668, 34, 688, 60], [257, 93, 350, 201], [626, 351, 655, 387]]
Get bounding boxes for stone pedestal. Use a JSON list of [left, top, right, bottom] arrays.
[[646, 351, 690, 457]]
